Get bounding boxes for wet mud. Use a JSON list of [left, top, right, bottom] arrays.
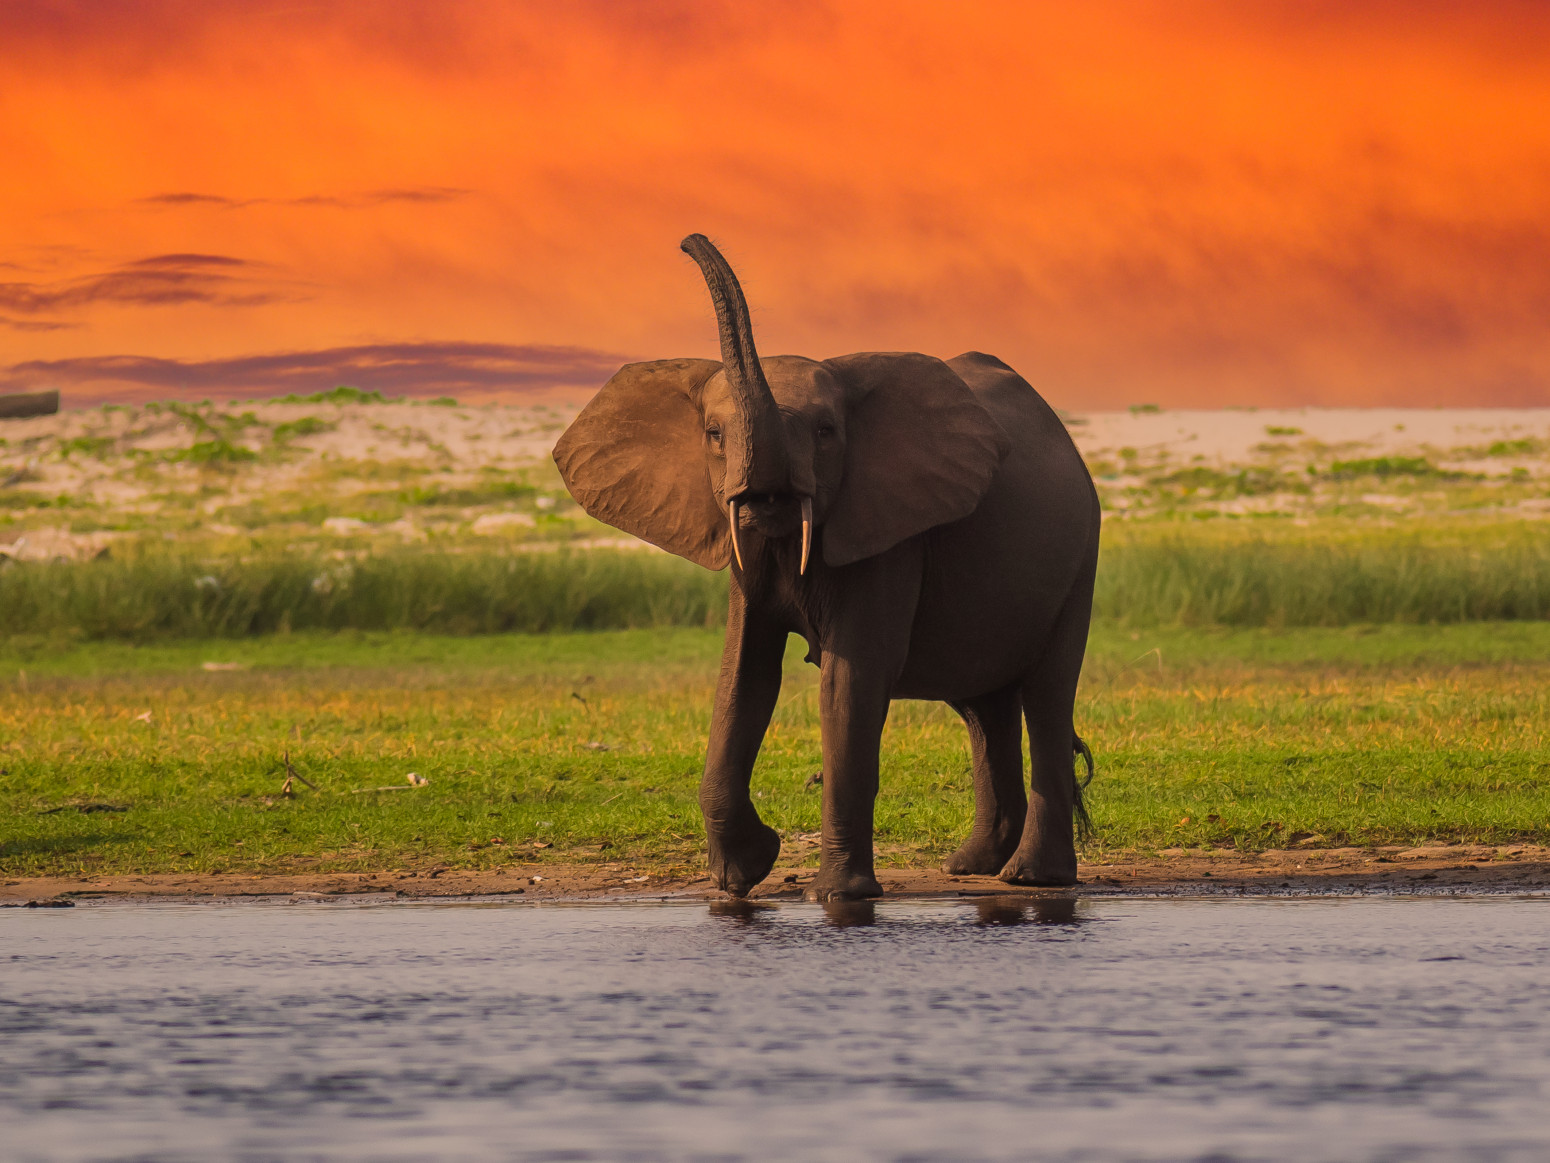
[[5, 844, 1548, 906]]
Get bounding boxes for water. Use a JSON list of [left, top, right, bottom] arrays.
[[3, 896, 1549, 1162]]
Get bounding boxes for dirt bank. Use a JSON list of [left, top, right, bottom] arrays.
[[5, 845, 1548, 905]]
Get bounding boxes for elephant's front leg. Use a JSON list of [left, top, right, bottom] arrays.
[[806, 654, 892, 901], [805, 553, 920, 902], [700, 591, 787, 897]]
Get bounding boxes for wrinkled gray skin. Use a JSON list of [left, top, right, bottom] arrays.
[[554, 235, 1099, 901]]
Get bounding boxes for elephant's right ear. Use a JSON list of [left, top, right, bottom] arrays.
[[553, 358, 731, 570]]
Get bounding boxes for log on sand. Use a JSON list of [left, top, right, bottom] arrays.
[[0, 390, 60, 419]]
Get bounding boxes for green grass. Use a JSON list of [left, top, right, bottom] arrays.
[[1325, 456, 1458, 480], [3, 623, 1546, 878], [271, 386, 388, 405]]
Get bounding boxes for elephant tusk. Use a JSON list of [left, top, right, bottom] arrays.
[[728, 500, 744, 570], [800, 497, 812, 576]]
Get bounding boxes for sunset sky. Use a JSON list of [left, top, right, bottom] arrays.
[[3, 1, 1549, 408]]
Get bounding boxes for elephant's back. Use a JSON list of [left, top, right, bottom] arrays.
[[892, 353, 1099, 700], [948, 352, 1086, 470]]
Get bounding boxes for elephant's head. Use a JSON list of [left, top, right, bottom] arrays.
[[553, 235, 1009, 573]]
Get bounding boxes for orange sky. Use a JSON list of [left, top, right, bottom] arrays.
[[3, 0, 1549, 407]]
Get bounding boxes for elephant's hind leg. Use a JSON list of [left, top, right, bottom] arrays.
[[942, 684, 1027, 875], [1000, 581, 1093, 888]]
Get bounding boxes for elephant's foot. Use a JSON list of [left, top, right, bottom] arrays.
[[943, 827, 1023, 876], [998, 846, 1078, 887], [803, 867, 883, 902], [707, 821, 782, 898]]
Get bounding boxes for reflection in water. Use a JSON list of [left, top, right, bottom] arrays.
[[821, 899, 877, 928], [975, 894, 1082, 926], [708, 899, 774, 923], [715, 895, 1084, 929], [712, 895, 1085, 928]]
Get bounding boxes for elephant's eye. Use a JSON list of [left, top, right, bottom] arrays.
[[816, 424, 835, 440], [705, 426, 722, 444]]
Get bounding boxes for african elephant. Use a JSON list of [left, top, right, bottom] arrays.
[[553, 235, 1100, 901]]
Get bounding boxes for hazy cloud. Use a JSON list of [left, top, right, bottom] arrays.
[[7, 2, 1550, 407], [0, 1, 826, 76], [0, 253, 288, 315], [0, 341, 629, 402]]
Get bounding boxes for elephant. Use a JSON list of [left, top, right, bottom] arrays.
[[553, 234, 1100, 901]]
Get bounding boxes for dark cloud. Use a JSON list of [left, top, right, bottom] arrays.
[[0, 253, 289, 314], [130, 253, 249, 268], [135, 192, 236, 207], [135, 187, 470, 210], [0, 341, 629, 403], [0, 315, 77, 332], [356, 187, 469, 205]]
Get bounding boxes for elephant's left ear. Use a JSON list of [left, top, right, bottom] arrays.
[[820, 352, 1010, 567]]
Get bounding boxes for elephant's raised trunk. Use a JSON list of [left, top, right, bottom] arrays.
[[680, 235, 789, 508]]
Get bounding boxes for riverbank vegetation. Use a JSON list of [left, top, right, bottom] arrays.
[[3, 519, 1550, 642], [4, 623, 1547, 878], [4, 399, 1548, 878]]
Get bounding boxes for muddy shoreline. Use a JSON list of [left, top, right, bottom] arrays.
[[5, 845, 1548, 905]]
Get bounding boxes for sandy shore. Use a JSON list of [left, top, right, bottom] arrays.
[[1070, 406, 1550, 464], [5, 846, 1547, 906]]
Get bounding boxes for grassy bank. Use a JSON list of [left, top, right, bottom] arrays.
[[1096, 520, 1550, 625], [0, 548, 728, 640], [3, 623, 1547, 877], [4, 520, 1550, 642]]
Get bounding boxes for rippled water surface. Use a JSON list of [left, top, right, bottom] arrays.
[[4, 896, 1549, 1162]]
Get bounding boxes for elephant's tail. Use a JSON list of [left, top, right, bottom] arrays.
[[1072, 733, 1095, 838]]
